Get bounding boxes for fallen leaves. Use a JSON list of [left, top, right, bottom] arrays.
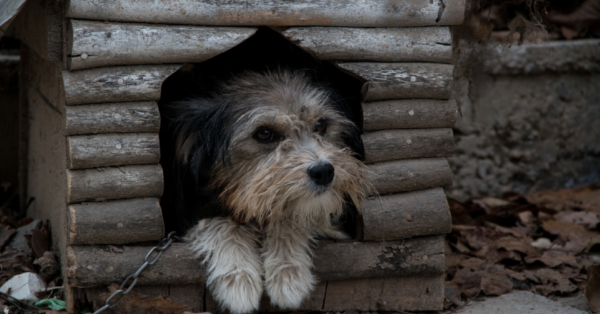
[[445, 183, 600, 310]]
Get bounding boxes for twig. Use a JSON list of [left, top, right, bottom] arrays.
[[0, 291, 40, 311]]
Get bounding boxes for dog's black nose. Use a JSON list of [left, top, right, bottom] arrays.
[[308, 163, 334, 186]]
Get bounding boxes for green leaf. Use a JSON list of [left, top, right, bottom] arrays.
[[34, 298, 67, 311]]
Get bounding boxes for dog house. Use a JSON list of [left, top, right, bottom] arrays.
[[13, 0, 465, 312]]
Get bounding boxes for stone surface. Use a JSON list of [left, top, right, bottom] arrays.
[[448, 39, 600, 201], [0, 272, 46, 302], [451, 291, 589, 314]]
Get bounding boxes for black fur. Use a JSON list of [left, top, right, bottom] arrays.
[[159, 71, 365, 235]]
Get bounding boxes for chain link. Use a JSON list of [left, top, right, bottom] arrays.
[[93, 231, 180, 314]]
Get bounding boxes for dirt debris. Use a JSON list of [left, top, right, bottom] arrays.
[[445, 183, 600, 310]]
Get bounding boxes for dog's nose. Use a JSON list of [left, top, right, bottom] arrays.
[[308, 163, 335, 186]]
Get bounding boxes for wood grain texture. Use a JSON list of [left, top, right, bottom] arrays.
[[66, 236, 444, 288], [86, 284, 205, 313], [66, 165, 163, 203], [323, 275, 444, 311], [65, 102, 160, 135], [68, 20, 257, 70], [68, 198, 165, 245], [66, 0, 466, 27], [67, 133, 160, 169], [362, 128, 455, 164], [363, 99, 458, 131], [62, 64, 180, 105], [339, 62, 454, 101], [369, 158, 453, 195], [282, 27, 452, 63], [361, 188, 452, 241], [312, 236, 444, 281]]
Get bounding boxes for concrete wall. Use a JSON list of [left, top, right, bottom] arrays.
[[448, 39, 600, 201]]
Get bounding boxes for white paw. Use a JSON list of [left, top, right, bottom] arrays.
[[211, 269, 262, 314], [265, 264, 316, 309]]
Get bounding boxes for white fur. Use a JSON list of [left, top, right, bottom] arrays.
[[262, 222, 317, 309], [185, 218, 264, 313]]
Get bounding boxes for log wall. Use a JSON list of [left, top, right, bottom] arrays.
[[65, 0, 466, 27], [67, 235, 444, 288], [68, 20, 257, 70]]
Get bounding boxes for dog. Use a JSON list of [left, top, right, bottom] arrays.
[[160, 70, 372, 313]]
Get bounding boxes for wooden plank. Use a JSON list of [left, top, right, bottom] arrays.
[[339, 63, 454, 101], [65, 102, 160, 135], [369, 158, 453, 195], [68, 20, 257, 70], [323, 275, 444, 311], [68, 198, 165, 245], [362, 128, 455, 164], [67, 133, 160, 169], [12, 0, 62, 61], [66, 0, 466, 27], [361, 188, 451, 241], [66, 165, 164, 203], [283, 27, 452, 63], [66, 235, 444, 288], [169, 285, 205, 313], [363, 99, 458, 131], [62, 64, 181, 105]]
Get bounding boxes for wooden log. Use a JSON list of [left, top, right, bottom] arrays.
[[62, 64, 181, 106], [282, 27, 452, 63], [68, 198, 165, 245], [66, 0, 466, 27], [369, 158, 452, 195], [361, 188, 451, 241], [67, 133, 160, 169], [362, 128, 454, 164], [67, 165, 163, 203], [338, 63, 454, 101], [86, 284, 206, 313], [65, 102, 160, 135], [323, 275, 444, 311], [67, 20, 257, 70], [363, 99, 458, 131], [66, 235, 444, 288]]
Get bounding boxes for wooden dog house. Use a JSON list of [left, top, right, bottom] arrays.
[[13, 0, 465, 312]]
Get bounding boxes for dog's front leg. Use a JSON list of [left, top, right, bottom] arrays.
[[262, 223, 317, 309], [186, 217, 263, 313]]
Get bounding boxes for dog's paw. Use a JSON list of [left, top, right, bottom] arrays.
[[265, 264, 316, 309], [211, 269, 263, 314]]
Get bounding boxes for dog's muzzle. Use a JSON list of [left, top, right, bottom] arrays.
[[307, 162, 335, 186]]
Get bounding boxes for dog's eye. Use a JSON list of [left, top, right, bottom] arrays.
[[314, 119, 327, 135], [253, 127, 279, 143]]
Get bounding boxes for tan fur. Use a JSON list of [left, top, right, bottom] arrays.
[[184, 71, 373, 313]]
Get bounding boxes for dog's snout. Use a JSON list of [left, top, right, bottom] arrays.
[[308, 163, 335, 186]]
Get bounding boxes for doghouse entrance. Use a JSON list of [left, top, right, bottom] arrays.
[[158, 27, 366, 238]]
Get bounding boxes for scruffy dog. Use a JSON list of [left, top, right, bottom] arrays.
[[161, 70, 371, 313]]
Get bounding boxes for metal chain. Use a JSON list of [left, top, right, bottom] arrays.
[[93, 231, 181, 314]]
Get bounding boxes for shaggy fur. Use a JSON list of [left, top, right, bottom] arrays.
[[161, 70, 372, 313]]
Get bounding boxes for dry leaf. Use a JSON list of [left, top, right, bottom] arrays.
[[555, 211, 600, 229], [524, 250, 578, 268]]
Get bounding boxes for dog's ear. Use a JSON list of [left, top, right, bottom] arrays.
[[326, 92, 366, 161], [159, 97, 234, 232]]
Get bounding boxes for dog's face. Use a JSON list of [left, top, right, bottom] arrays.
[[170, 71, 371, 227]]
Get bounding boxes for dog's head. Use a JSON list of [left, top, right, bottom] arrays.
[[164, 70, 372, 227]]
